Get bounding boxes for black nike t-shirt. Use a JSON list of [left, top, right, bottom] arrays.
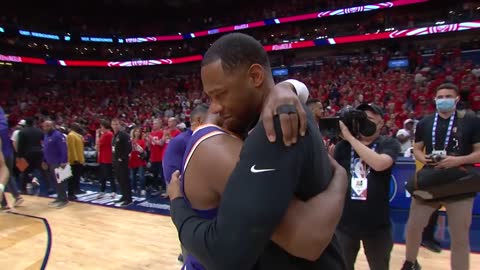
[[334, 136, 401, 234], [170, 108, 346, 270], [415, 111, 480, 157]]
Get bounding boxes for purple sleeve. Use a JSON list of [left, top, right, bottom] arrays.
[[162, 136, 185, 184], [58, 133, 68, 163]]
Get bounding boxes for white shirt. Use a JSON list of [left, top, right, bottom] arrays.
[[396, 128, 413, 153], [11, 129, 20, 149]]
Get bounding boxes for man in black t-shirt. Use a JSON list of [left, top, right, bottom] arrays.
[[111, 118, 132, 207], [168, 33, 346, 270], [334, 103, 401, 270], [402, 83, 480, 270]]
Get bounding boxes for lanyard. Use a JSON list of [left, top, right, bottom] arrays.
[[432, 112, 455, 151], [350, 144, 377, 176]]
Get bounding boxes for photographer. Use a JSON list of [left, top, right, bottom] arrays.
[[402, 83, 480, 270], [333, 104, 401, 270]]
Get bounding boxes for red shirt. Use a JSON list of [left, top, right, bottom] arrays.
[[414, 104, 435, 119], [161, 129, 181, 159], [98, 131, 113, 164], [470, 92, 480, 111], [149, 130, 164, 162], [129, 139, 147, 168]]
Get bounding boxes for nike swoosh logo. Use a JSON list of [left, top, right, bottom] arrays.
[[250, 165, 276, 173]]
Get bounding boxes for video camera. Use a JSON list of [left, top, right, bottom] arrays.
[[318, 107, 377, 139]]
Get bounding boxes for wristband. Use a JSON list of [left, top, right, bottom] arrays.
[[0, 183, 4, 192], [284, 79, 309, 104]]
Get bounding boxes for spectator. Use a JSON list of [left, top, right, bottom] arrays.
[[129, 128, 147, 197], [67, 122, 85, 200], [43, 120, 68, 208], [111, 118, 132, 207], [96, 120, 116, 199], [396, 119, 415, 155], [147, 118, 166, 197], [17, 117, 44, 194]]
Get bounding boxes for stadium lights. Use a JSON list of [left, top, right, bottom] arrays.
[[4, 20, 480, 68], [6, 0, 430, 44], [435, 21, 445, 25], [299, 38, 305, 41]]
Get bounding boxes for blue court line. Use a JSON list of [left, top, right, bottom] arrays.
[[7, 211, 52, 270]]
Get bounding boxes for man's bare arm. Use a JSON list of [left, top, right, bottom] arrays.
[[271, 156, 347, 260], [183, 134, 242, 209], [413, 141, 428, 165]]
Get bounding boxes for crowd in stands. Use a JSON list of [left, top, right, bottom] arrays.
[[0, 45, 478, 210], [2, 47, 479, 142]]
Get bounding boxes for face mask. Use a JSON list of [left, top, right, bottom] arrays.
[[435, 98, 456, 112]]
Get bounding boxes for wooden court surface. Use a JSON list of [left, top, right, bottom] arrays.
[[1, 196, 479, 270]]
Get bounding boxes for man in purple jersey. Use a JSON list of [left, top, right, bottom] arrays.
[[0, 138, 10, 208], [163, 104, 208, 263], [0, 107, 23, 209]]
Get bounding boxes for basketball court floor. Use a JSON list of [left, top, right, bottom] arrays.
[[1, 195, 480, 270]]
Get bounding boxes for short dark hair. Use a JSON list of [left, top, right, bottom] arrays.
[[25, 117, 34, 127], [306, 99, 321, 106], [202, 33, 270, 74], [100, 119, 110, 129], [70, 122, 83, 133], [191, 104, 209, 119], [435, 83, 459, 94]]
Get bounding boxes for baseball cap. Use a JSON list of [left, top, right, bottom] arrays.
[[18, 119, 26, 126], [404, 119, 414, 125], [177, 123, 186, 129], [284, 79, 309, 104], [356, 103, 384, 117]]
